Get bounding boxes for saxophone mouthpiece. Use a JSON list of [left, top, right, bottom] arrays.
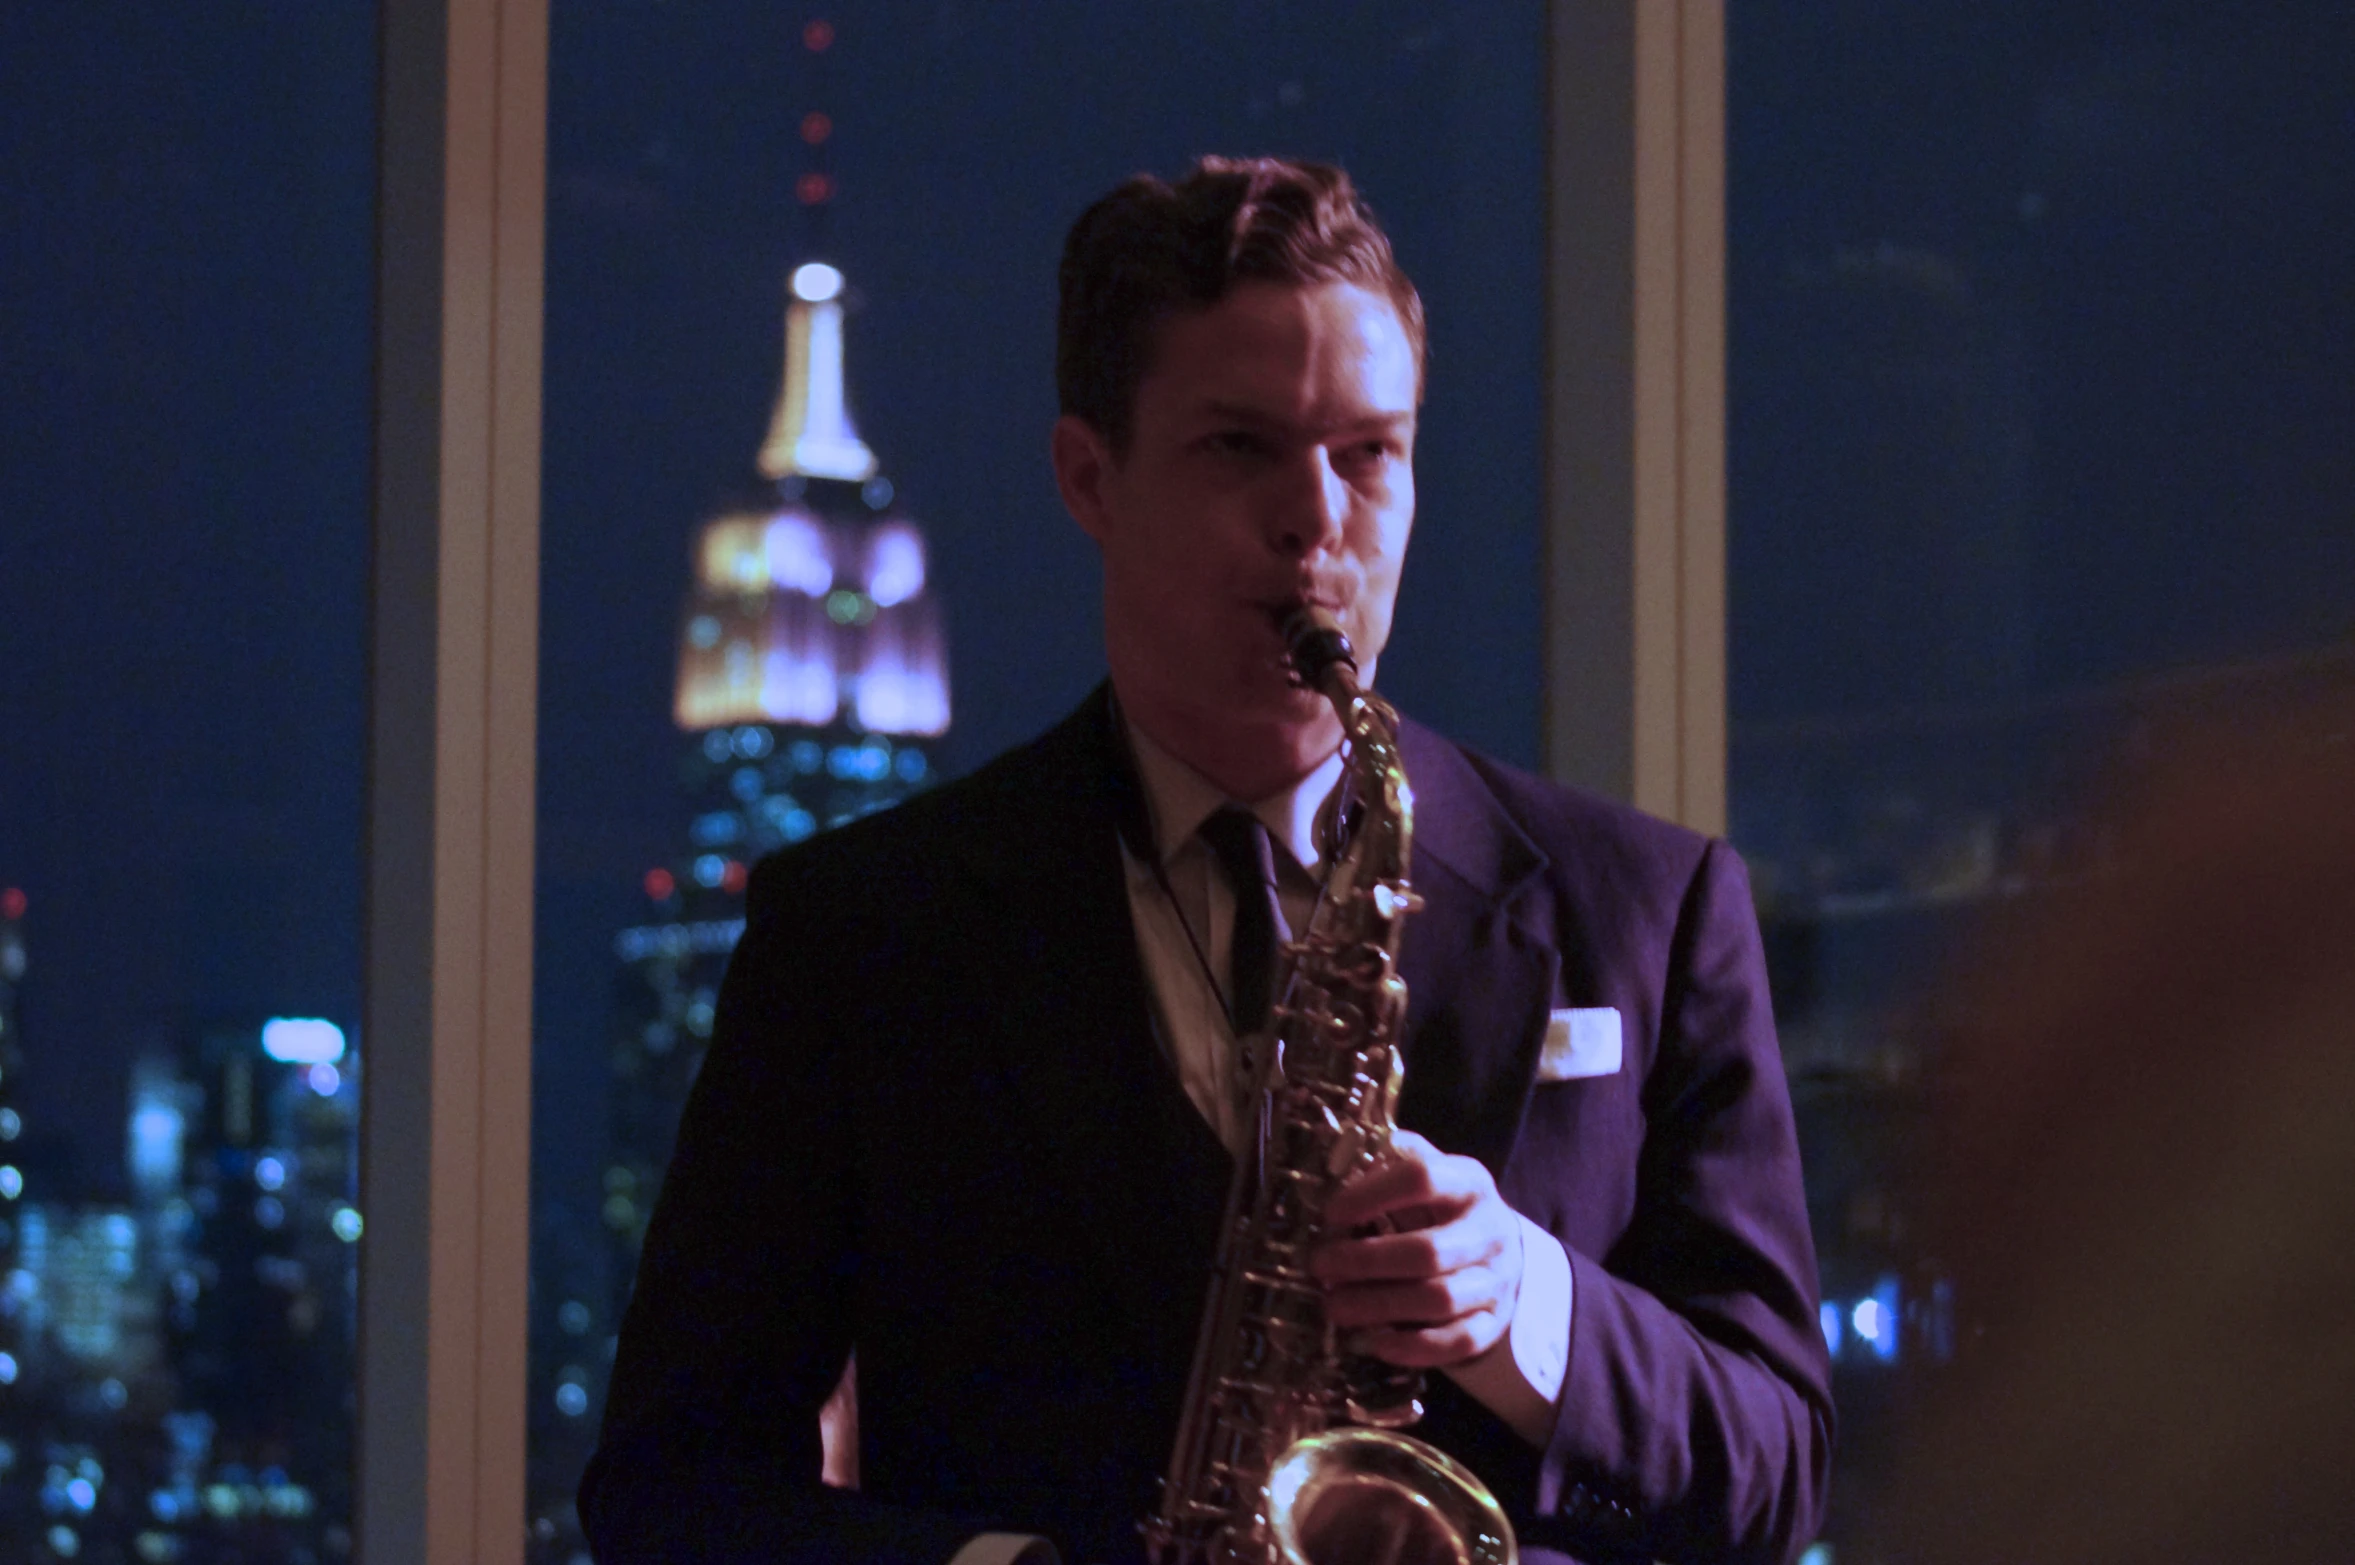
[[1278, 602, 1357, 691]]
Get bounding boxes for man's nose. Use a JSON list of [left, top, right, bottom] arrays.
[[1269, 447, 1349, 559]]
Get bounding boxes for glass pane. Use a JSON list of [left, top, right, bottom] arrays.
[[1730, 2, 2355, 1553], [530, 5, 1543, 1556], [0, 9, 377, 1562]]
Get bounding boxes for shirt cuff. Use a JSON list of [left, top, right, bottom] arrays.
[[1441, 1213, 1574, 1447], [947, 1534, 1061, 1565]]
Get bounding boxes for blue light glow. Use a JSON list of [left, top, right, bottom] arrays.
[[1850, 1299, 1883, 1343], [1850, 1274, 1903, 1364], [691, 811, 743, 846], [261, 1018, 345, 1065], [1818, 1301, 1842, 1358]]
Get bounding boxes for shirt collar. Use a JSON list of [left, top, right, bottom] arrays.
[[1123, 715, 1345, 875]]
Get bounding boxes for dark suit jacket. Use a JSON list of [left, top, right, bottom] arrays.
[[581, 690, 1833, 1565]]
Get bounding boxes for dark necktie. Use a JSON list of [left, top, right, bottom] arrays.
[[1199, 806, 1285, 1037]]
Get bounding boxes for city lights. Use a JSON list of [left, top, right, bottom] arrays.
[[260, 1017, 345, 1065]]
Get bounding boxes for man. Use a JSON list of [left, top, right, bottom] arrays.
[[582, 157, 1831, 1565]]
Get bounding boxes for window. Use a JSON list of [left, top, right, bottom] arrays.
[[0, 9, 377, 1559], [528, 6, 1546, 1554], [1730, 2, 2355, 1549]]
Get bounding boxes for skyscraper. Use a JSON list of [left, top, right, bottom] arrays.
[[528, 260, 948, 1557]]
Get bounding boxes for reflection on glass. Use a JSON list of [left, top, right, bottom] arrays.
[[1731, 1, 2354, 1552]]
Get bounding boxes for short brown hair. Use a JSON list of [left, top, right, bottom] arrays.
[[1056, 156, 1426, 452]]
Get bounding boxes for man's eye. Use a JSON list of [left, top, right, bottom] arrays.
[[1205, 431, 1264, 456]]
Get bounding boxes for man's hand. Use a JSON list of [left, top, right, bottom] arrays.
[[1309, 1130, 1525, 1368]]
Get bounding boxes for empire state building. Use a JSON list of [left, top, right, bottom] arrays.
[[614, 258, 949, 1238], [529, 262, 949, 1537]]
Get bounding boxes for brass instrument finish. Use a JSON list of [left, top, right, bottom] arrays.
[[1144, 606, 1516, 1565]]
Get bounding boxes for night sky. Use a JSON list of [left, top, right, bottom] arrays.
[[4, 0, 2349, 1198]]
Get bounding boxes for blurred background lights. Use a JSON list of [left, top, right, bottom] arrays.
[[254, 1157, 287, 1192], [762, 509, 833, 594], [790, 262, 844, 303], [1, 887, 24, 919], [330, 1207, 363, 1243], [260, 1017, 345, 1065], [1850, 1297, 1885, 1343], [0, 1107, 18, 1139], [307, 1063, 341, 1096], [1817, 1300, 1842, 1358], [0, 1166, 21, 1200], [864, 522, 926, 607], [49, 1526, 79, 1558], [555, 1382, 589, 1417], [0, 1351, 16, 1384]]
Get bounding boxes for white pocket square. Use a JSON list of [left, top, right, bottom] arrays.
[[1538, 1007, 1622, 1081]]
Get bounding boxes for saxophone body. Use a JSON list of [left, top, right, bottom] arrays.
[[1144, 607, 1516, 1565]]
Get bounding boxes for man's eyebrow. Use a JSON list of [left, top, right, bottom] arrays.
[[1193, 400, 1414, 435]]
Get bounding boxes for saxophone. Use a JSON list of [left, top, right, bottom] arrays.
[[1144, 605, 1517, 1565]]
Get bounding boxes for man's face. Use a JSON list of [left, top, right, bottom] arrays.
[[1056, 280, 1420, 746]]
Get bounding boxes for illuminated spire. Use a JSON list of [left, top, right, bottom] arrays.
[[755, 262, 877, 483]]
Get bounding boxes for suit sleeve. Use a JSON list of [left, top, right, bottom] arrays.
[[1537, 839, 1835, 1565], [578, 863, 983, 1565]]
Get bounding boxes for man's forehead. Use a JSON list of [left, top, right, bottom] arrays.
[[1143, 280, 1419, 423]]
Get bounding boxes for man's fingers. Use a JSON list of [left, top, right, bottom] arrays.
[[1313, 1223, 1505, 1284], [1324, 1133, 1495, 1229], [1322, 1269, 1507, 1330], [1351, 1313, 1506, 1369]]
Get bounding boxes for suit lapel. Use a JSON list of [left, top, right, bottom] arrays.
[[951, 690, 1232, 1353], [1391, 722, 1558, 1176]]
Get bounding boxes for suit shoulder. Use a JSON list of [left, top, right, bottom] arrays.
[[1454, 735, 1714, 851]]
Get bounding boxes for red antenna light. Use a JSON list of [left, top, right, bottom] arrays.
[[801, 111, 833, 145], [797, 172, 835, 205], [803, 19, 835, 52], [0, 888, 23, 920]]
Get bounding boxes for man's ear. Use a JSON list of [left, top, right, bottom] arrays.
[[1051, 414, 1116, 544]]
